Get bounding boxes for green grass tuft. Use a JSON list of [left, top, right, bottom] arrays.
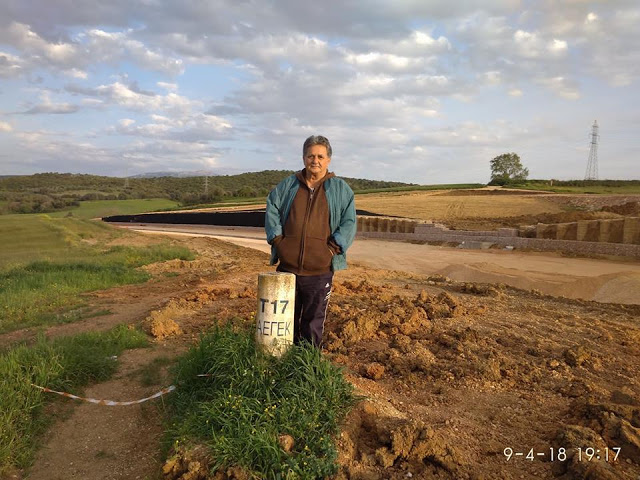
[[167, 327, 357, 479], [0, 325, 148, 474]]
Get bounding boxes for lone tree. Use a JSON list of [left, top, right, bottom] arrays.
[[489, 152, 529, 185]]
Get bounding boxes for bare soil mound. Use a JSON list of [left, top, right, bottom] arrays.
[[601, 201, 640, 216], [322, 273, 640, 479], [9, 234, 640, 480], [449, 210, 622, 231], [159, 268, 640, 479]]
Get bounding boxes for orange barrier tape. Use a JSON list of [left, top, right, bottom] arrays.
[[31, 384, 176, 406]]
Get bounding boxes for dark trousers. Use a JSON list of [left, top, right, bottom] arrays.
[[293, 272, 333, 348]]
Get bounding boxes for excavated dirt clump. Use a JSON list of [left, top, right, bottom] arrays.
[[163, 445, 251, 480], [326, 285, 479, 349], [325, 282, 496, 384], [552, 425, 619, 479], [143, 279, 258, 339], [145, 301, 185, 339], [573, 397, 640, 465], [335, 402, 465, 479]]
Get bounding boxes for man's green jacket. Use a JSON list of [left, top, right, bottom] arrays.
[[265, 173, 356, 271]]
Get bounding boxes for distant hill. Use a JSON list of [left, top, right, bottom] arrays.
[[131, 168, 245, 178], [0, 171, 413, 194], [0, 171, 416, 214]]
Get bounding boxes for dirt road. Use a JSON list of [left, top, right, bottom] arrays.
[[120, 224, 640, 305]]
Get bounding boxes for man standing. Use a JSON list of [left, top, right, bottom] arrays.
[[265, 135, 356, 348]]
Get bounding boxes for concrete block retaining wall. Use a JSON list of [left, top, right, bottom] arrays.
[[357, 216, 418, 234], [356, 216, 640, 258], [534, 218, 639, 244]]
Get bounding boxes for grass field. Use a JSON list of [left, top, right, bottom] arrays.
[[513, 183, 640, 194], [0, 325, 148, 474], [0, 215, 194, 333], [157, 197, 267, 212], [49, 198, 179, 219], [0, 215, 119, 268]]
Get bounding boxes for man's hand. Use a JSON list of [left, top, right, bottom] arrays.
[[328, 238, 342, 254]]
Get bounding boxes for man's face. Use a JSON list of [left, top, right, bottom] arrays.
[[303, 144, 331, 178]]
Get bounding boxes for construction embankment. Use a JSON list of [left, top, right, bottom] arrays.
[[103, 210, 640, 259]]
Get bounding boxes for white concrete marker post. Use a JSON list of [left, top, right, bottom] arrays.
[[255, 272, 295, 356]]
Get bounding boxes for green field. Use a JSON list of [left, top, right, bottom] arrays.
[[512, 180, 640, 195], [155, 197, 267, 212], [0, 215, 194, 333], [48, 198, 179, 219], [514, 184, 640, 194], [0, 215, 116, 268]]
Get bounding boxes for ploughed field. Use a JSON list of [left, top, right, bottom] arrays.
[[354, 189, 640, 231]]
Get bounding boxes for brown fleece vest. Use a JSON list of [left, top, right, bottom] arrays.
[[276, 171, 334, 275]]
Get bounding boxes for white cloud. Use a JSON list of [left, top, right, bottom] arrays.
[[19, 91, 79, 114], [547, 39, 568, 56], [85, 29, 184, 75], [80, 98, 104, 107], [67, 82, 198, 113], [1, 22, 80, 67], [513, 30, 544, 58], [65, 68, 88, 79], [0, 50, 24, 77], [483, 71, 502, 85], [5, 128, 226, 175], [538, 76, 580, 100], [111, 112, 232, 143], [345, 52, 415, 71], [0, 22, 184, 78], [360, 30, 452, 58], [0, 121, 13, 132], [0, 1, 637, 180], [157, 82, 178, 91]]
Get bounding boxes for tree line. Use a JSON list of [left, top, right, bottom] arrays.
[[0, 171, 413, 214]]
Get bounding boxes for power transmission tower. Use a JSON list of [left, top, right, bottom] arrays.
[[584, 120, 599, 180], [204, 175, 209, 195]]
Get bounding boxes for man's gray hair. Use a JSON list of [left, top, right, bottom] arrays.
[[303, 135, 332, 158]]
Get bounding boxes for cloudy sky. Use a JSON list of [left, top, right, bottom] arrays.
[[0, 1, 638, 183]]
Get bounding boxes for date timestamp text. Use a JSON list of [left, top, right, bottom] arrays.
[[503, 447, 621, 462]]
